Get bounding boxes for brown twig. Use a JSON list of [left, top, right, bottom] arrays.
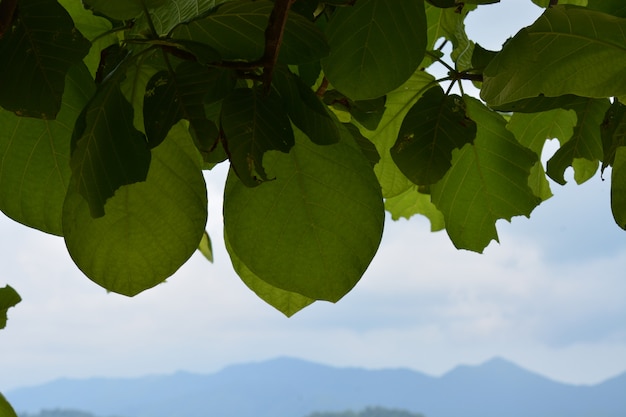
[[316, 77, 329, 97], [548, 0, 558, 7], [260, 0, 295, 90]]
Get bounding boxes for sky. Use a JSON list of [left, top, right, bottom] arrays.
[[1, 1, 626, 393]]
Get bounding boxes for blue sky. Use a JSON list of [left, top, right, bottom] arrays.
[[1, 1, 625, 393]]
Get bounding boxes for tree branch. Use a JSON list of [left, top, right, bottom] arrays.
[[260, 0, 295, 90]]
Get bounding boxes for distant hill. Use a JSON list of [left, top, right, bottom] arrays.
[[7, 357, 626, 417]]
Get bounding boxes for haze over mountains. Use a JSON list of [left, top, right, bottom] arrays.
[[7, 357, 626, 417]]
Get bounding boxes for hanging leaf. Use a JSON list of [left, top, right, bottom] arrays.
[[546, 98, 609, 185], [431, 97, 541, 252], [0, 0, 90, 118], [70, 76, 151, 218], [198, 230, 214, 263], [0, 64, 94, 235], [223, 127, 384, 302], [225, 234, 314, 317], [221, 88, 295, 186], [322, 0, 427, 100], [0, 285, 21, 330], [63, 122, 207, 297], [174, 0, 328, 64], [482, 6, 626, 107], [611, 147, 626, 229], [391, 86, 477, 186], [385, 186, 445, 231]]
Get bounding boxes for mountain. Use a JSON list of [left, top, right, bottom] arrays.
[[6, 357, 626, 417]]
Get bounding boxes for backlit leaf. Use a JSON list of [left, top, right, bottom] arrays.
[[482, 6, 626, 107], [225, 234, 314, 316], [0, 393, 18, 417], [0, 285, 21, 330], [432, 97, 541, 252], [63, 122, 207, 296], [83, 0, 167, 20], [611, 146, 626, 229], [0, 64, 94, 235], [0, 0, 90, 118], [223, 127, 384, 302], [391, 86, 477, 186], [198, 230, 214, 263], [221, 88, 294, 186], [322, 0, 427, 100], [385, 186, 445, 231]]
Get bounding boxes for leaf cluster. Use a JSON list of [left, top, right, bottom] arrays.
[[0, 0, 625, 318]]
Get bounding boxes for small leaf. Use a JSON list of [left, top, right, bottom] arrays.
[[198, 230, 214, 263], [71, 77, 151, 218], [63, 122, 207, 296], [221, 88, 295, 186], [385, 186, 445, 231], [431, 97, 541, 252], [0, 393, 18, 417], [482, 6, 626, 106], [0, 0, 90, 118], [611, 146, 626, 229], [546, 98, 609, 185], [0, 64, 94, 235], [174, 1, 328, 64], [225, 234, 314, 316], [391, 86, 477, 186], [0, 285, 21, 330], [322, 0, 427, 100], [223, 127, 384, 302]]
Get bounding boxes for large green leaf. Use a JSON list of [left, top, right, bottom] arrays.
[[63, 122, 207, 296], [586, 0, 626, 18], [391, 86, 477, 186], [0, 0, 90, 118], [360, 70, 436, 198], [431, 97, 541, 252], [221, 88, 294, 187], [0, 285, 21, 330], [322, 0, 427, 100], [0, 65, 94, 235], [0, 393, 18, 417], [546, 98, 609, 185], [223, 127, 384, 302], [225, 234, 314, 316], [174, 0, 328, 64], [482, 5, 626, 107], [611, 147, 626, 229], [83, 0, 167, 20], [71, 73, 151, 218]]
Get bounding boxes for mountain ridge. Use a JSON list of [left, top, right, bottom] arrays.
[[7, 356, 626, 417]]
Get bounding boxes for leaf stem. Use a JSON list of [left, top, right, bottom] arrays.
[[139, 0, 159, 38]]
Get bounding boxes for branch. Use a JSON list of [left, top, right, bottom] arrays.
[[260, 0, 295, 89], [548, 0, 558, 7]]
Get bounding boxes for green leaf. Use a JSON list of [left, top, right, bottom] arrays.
[[174, 0, 328, 64], [223, 127, 384, 302], [323, 90, 387, 131], [198, 230, 214, 263], [506, 108, 578, 200], [586, 0, 626, 18], [221, 88, 295, 186], [385, 186, 445, 231], [532, 0, 586, 7], [391, 86, 477, 186], [546, 98, 609, 185], [272, 67, 341, 145], [0, 0, 90, 118], [482, 6, 626, 107], [431, 97, 541, 252], [360, 70, 436, 198], [344, 123, 380, 168], [63, 121, 207, 296], [0, 285, 21, 330], [0, 393, 18, 417], [71, 74, 151, 218], [83, 0, 167, 20], [148, 0, 220, 35], [0, 64, 94, 235], [611, 146, 626, 229], [225, 234, 314, 316], [601, 100, 626, 173], [322, 0, 427, 100]]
